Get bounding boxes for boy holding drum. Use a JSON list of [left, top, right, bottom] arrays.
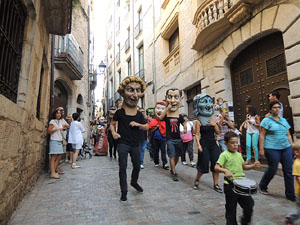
[[215, 132, 260, 225]]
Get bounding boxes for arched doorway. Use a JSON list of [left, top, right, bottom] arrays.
[[231, 32, 294, 148], [54, 80, 68, 115]]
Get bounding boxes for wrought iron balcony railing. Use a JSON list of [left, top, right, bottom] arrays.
[[54, 34, 84, 80], [125, 37, 130, 52], [134, 20, 143, 38]]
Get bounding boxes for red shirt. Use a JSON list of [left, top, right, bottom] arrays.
[[148, 117, 166, 137]]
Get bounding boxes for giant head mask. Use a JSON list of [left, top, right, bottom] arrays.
[[117, 76, 146, 108], [193, 93, 214, 125], [154, 101, 167, 119], [165, 88, 183, 117]]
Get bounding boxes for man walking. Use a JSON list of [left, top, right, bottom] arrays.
[[110, 76, 148, 201]]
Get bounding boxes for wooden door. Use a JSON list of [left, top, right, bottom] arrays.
[[231, 32, 293, 151]]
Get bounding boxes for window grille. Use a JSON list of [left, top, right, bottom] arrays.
[[240, 68, 254, 87], [266, 54, 286, 77], [0, 0, 27, 102]]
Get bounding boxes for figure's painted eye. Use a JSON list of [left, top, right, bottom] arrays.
[[167, 95, 172, 99], [174, 95, 180, 100]]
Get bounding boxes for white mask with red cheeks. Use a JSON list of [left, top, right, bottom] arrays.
[[155, 104, 166, 119]]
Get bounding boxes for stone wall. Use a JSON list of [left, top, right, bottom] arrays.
[[0, 1, 52, 224]]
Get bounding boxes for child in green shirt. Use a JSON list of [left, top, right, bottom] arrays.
[[215, 132, 260, 225]]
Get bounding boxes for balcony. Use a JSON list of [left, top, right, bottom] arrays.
[[89, 64, 97, 90], [125, 38, 130, 52], [44, 0, 72, 35], [192, 0, 264, 51], [108, 65, 112, 75], [54, 34, 84, 80], [134, 20, 143, 38], [135, 69, 145, 81], [162, 45, 180, 74], [116, 52, 120, 65]]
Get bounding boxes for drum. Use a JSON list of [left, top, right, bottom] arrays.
[[232, 178, 258, 196]]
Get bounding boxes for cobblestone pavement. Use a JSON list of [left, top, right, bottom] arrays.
[[8, 152, 300, 225]]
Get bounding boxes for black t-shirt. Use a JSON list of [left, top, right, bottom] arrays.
[[113, 108, 147, 147], [164, 114, 185, 140]]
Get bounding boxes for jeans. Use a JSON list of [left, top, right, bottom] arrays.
[[152, 138, 168, 165], [218, 139, 228, 152], [118, 144, 141, 193], [140, 140, 147, 165], [108, 134, 117, 158], [259, 146, 295, 199], [147, 135, 154, 159], [224, 183, 254, 225], [246, 132, 259, 160], [181, 140, 194, 162]]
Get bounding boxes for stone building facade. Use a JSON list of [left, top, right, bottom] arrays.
[[53, 0, 91, 140], [0, 0, 94, 224], [104, 0, 300, 138]]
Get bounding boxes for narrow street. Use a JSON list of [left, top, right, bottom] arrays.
[[8, 153, 299, 225]]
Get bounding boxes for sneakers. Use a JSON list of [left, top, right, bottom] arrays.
[[193, 180, 199, 190], [120, 192, 127, 201], [286, 196, 296, 202], [213, 184, 223, 193], [190, 161, 196, 167], [182, 161, 187, 165], [163, 164, 169, 170], [140, 164, 144, 169], [259, 187, 270, 195], [131, 182, 143, 192], [154, 164, 159, 167], [171, 171, 179, 181]]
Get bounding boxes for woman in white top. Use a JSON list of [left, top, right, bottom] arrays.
[[48, 109, 67, 179], [68, 112, 85, 169], [240, 105, 261, 164]]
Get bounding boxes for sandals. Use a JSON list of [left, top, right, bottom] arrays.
[[50, 173, 60, 179], [72, 163, 81, 169], [193, 179, 199, 190], [213, 184, 223, 193]]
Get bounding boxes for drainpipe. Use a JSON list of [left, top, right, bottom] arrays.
[[152, 0, 157, 102], [87, 4, 91, 145], [131, 0, 135, 76], [45, 34, 55, 171]]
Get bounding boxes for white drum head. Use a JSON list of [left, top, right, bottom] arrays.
[[233, 178, 257, 187]]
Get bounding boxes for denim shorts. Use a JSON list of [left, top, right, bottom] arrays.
[[167, 139, 183, 158], [49, 140, 64, 155]]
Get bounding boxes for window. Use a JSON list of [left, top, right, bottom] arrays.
[[116, 17, 120, 32], [266, 54, 286, 77], [0, 0, 27, 102], [36, 65, 44, 119], [169, 28, 179, 53], [127, 58, 132, 76], [138, 45, 144, 79], [126, 0, 130, 12], [125, 28, 130, 51], [186, 84, 201, 119], [118, 70, 122, 87], [239, 68, 254, 87]]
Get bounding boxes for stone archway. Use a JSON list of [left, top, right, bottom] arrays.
[[54, 79, 73, 116], [213, 3, 300, 136]]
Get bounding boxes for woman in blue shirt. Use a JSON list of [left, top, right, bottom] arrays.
[[259, 101, 295, 201]]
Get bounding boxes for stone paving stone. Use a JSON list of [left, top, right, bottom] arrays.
[[7, 153, 300, 225]]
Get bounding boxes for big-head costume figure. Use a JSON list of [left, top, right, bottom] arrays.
[[193, 93, 214, 125], [110, 76, 149, 202], [159, 88, 186, 181], [192, 93, 223, 193], [148, 101, 169, 169]]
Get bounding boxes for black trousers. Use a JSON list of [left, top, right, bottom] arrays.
[[224, 183, 254, 225], [118, 143, 141, 193], [108, 134, 117, 158]]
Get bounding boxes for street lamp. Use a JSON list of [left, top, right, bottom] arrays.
[[98, 60, 106, 74]]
